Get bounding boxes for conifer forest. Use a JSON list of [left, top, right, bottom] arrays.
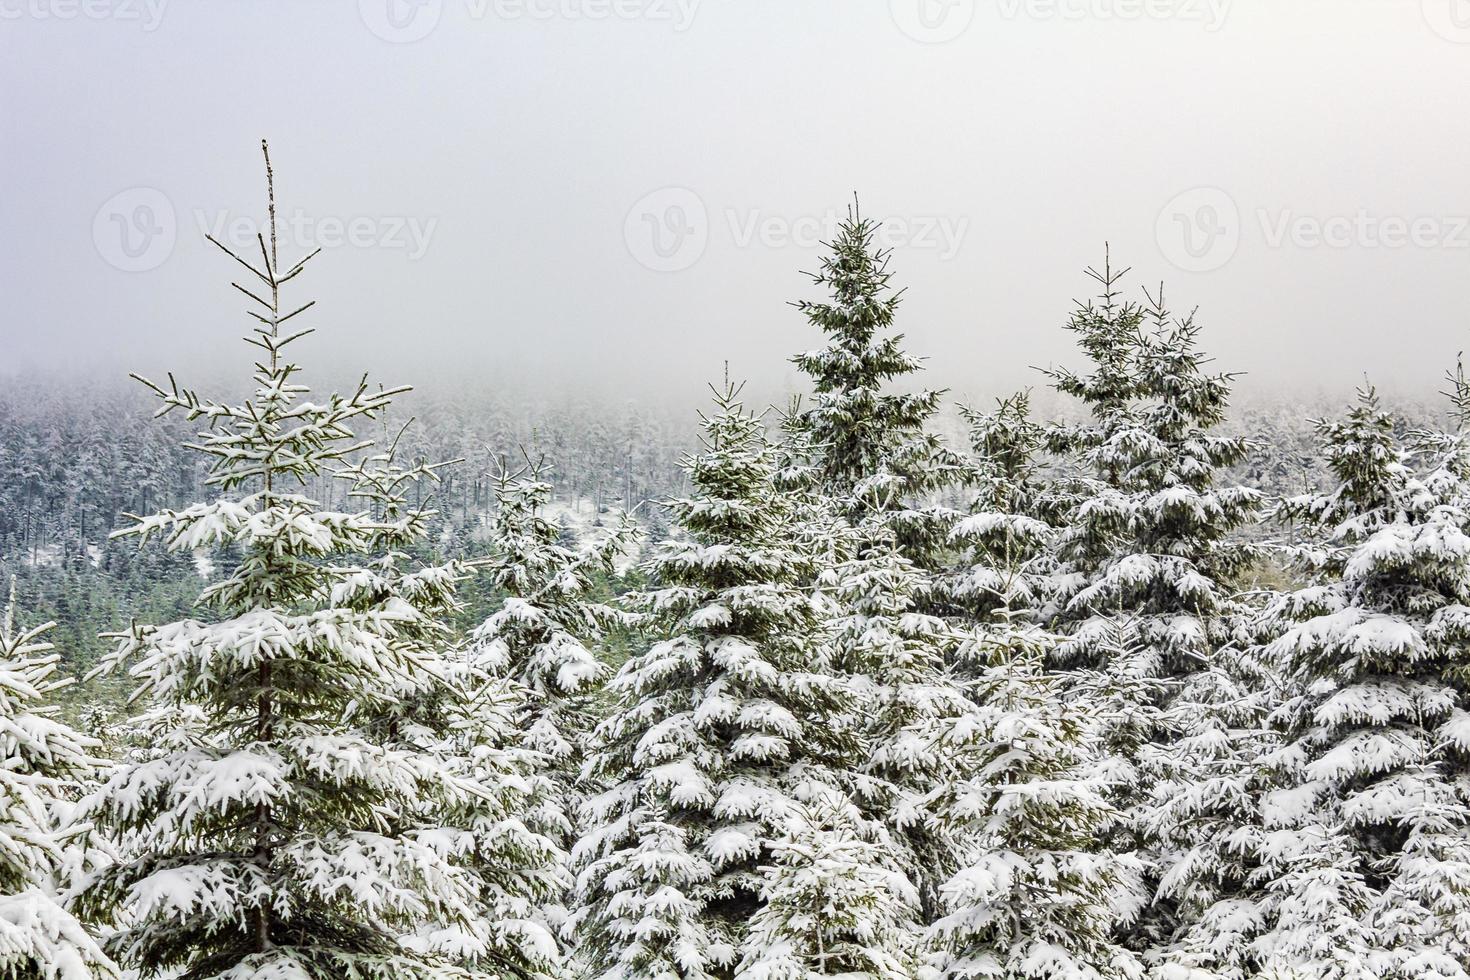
[[5, 139, 1470, 979], [8, 6, 1470, 979]]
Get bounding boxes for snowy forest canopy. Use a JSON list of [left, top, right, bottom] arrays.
[[4, 148, 1470, 980]]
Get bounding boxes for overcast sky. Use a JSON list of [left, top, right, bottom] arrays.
[[4, 0, 1469, 408]]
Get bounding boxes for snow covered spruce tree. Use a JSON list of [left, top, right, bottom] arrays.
[[0, 585, 115, 980], [574, 382, 867, 979], [938, 392, 1059, 634], [819, 530, 969, 923], [74, 144, 496, 980], [1042, 252, 1263, 952], [789, 203, 959, 561], [471, 460, 635, 842], [920, 624, 1146, 980], [467, 458, 635, 948], [735, 787, 919, 980], [920, 393, 1144, 980], [333, 432, 568, 978], [1244, 382, 1470, 979]]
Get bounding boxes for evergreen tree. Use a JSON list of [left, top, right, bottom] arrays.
[[470, 460, 636, 851], [922, 626, 1145, 980], [75, 145, 493, 980], [0, 585, 115, 979], [922, 394, 1144, 980], [466, 458, 637, 972], [789, 204, 958, 560], [781, 389, 969, 930], [1141, 577, 1279, 977], [1042, 253, 1261, 949], [821, 533, 969, 921], [334, 432, 568, 978], [734, 787, 918, 980], [1245, 383, 1470, 979], [1139, 623, 1277, 980], [574, 383, 858, 980], [938, 392, 1058, 636]]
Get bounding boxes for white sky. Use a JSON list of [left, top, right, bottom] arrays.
[[4, 0, 1469, 408]]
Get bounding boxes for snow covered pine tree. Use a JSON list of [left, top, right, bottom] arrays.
[[736, 787, 918, 980], [786, 202, 975, 938], [819, 529, 970, 925], [789, 202, 958, 564], [74, 144, 498, 980], [0, 585, 115, 979], [1042, 252, 1263, 956], [922, 393, 1144, 980], [333, 430, 568, 977], [1246, 382, 1470, 979], [468, 459, 636, 943], [574, 382, 879, 979]]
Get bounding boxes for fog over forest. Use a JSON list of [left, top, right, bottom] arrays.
[[7, 0, 1470, 398], [8, 4, 1470, 980]]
